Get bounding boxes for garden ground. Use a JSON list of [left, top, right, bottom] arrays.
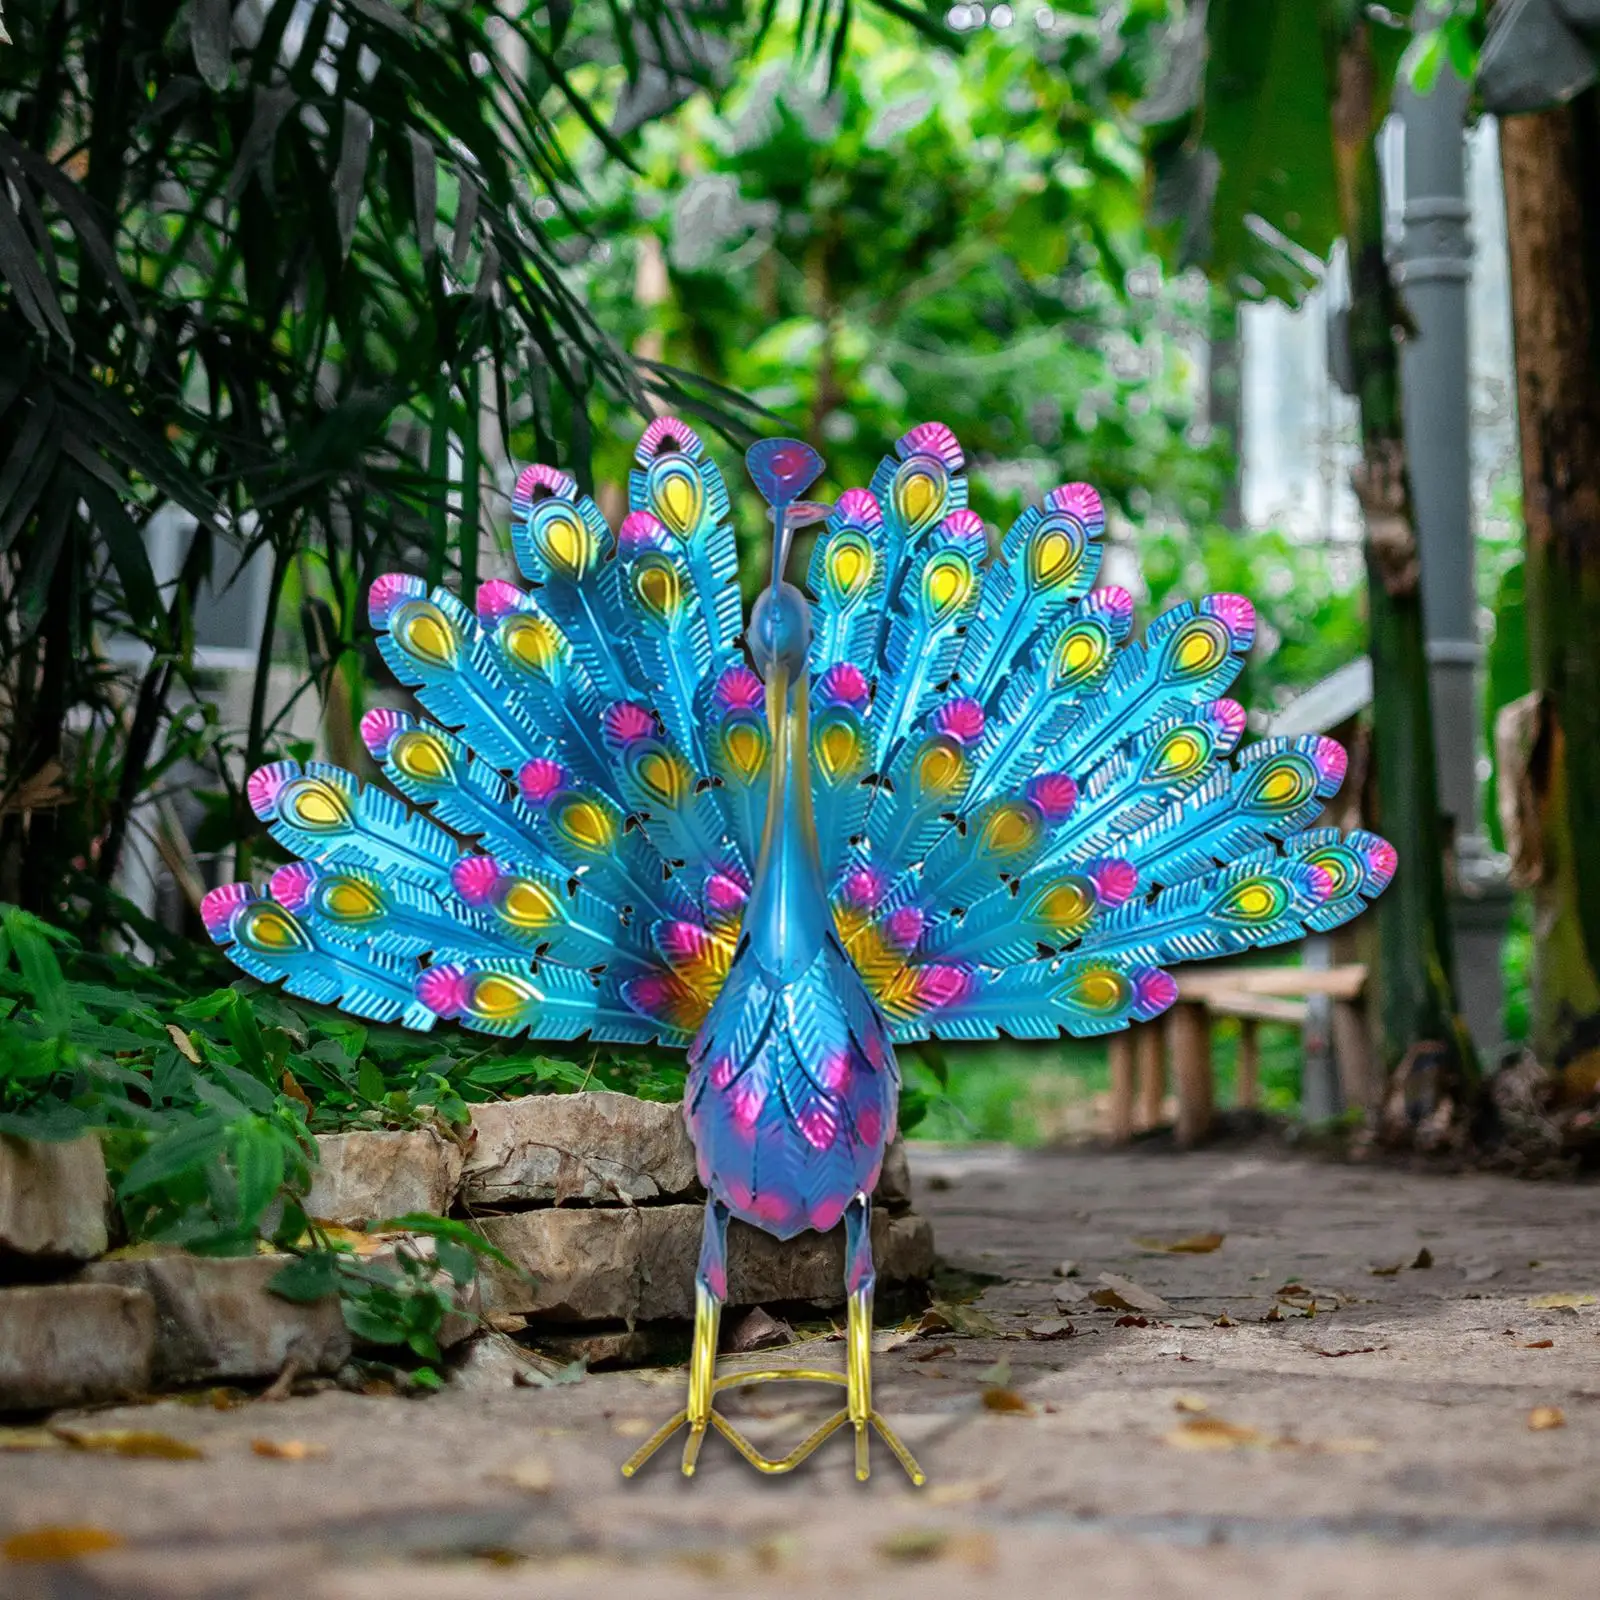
[[5, 1143, 1600, 1599]]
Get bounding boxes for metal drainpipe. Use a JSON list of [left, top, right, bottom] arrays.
[[1393, 65, 1512, 1060]]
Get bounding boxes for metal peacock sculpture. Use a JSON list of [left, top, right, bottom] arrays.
[[201, 418, 1395, 1486]]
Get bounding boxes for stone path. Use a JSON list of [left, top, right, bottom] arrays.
[[6, 1145, 1600, 1598]]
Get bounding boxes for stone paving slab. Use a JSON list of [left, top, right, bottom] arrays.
[[5, 1146, 1600, 1598]]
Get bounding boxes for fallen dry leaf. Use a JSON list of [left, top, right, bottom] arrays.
[[165, 1023, 202, 1063], [877, 1527, 948, 1563], [1370, 1262, 1404, 1277], [925, 1474, 1005, 1507], [1133, 1232, 1225, 1254], [485, 1311, 527, 1334], [908, 1343, 955, 1363], [1053, 1260, 1080, 1278], [981, 1387, 1035, 1415], [1164, 1417, 1263, 1451], [1114, 1315, 1151, 1328], [498, 1456, 556, 1492], [0, 1427, 65, 1452], [1091, 1273, 1174, 1316], [1523, 1340, 1555, 1350], [1412, 1247, 1434, 1269], [1173, 1394, 1210, 1413], [1528, 1406, 1566, 1431], [52, 1428, 204, 1461], [3, 1525, 125, 1562], [611, 1418, 652, 1438], [250, 1439, 327, 1460], [1024, 1318, 1075, 1341], [1529, 1293, 1596, 1309], [1310, 1346, 1378, 1358]]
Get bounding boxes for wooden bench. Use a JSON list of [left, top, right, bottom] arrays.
[[1106, 963, 1371, 1146]]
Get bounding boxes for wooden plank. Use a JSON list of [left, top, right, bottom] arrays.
[[1332, 998, 1375, 1109], [1175, 963, 1367, 1002], [1202, 993, 1309, 1026], [1236, 1018, 1260, 1109], [1135, 1023, 1165, 1130], [1169, 1002, 1213, 1148], [1107, 1033, 1135, 1144]]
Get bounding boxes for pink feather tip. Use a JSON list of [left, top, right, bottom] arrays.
[[1045, 482, 1106, 535], [1026, 772, 1079, 822], [705, 872, 749, 914], [475, 579, 525, 625], [838, 865, 886, 911], [932, 696, 985, 746], [917, 963, 974, 1009], [246, 761, 299, 822], [416, 963, 473, 1019], [885, 906, 926, 949], [1202, 592, 1256, 648], [1087, 857, 1139, 908], [603, 701, 656, 748], [898, 420, 964, 470], [450, 855, 503, 906], [1311, 735, 1349, 790], [618, 510, 668, 552], [832, 487, 882, 529], [360, 706, 411, 761], [368, 572, 426, 626], [1364, 836, 1399, 889], [637, 415, 703, 464], [1091, 585, 1135, 631], [1134, 967, 1179, 1016], [517, 758, 567, 806], [268, 862, 317, 913], [817, 662, 870, 710], [511, 462, 577, 518], [939, 507, 986, 544], [200, 882, 253, 941], [714, 665, 765, 713], [1210, 698, 1248, 745]]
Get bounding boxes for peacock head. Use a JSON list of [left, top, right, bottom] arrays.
[[744, 436, 830, 684]]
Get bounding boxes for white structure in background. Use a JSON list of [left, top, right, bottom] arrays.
[[1240, 119, 1517, 566]]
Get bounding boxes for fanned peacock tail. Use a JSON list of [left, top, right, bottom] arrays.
[[203, 419, 1394, 1052]]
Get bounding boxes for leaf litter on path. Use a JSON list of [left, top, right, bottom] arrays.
[[3, 1526, 126, 1562], [1528, 1406, 1566, 1431], [1090, 1273, 1175, 1316], [250, 1439, 327, 1460], [1164, 1415, 1378, 1454], [1133, 1232, 1225, 1254], [49, 1426, 204, 1460], [1529, 1292, 1596, 1309]]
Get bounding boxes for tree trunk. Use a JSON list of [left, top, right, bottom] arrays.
[[1499, 95, 1600, 1070], [1335, 26, 1476, 1127]]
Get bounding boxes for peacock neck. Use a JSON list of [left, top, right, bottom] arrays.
[[742, 664, 834, 980]]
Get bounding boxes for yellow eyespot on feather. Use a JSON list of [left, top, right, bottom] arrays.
[[1029, 524, 1084, 590], [826, 532, 873, 600], [1144, 729, 1207, 785], [923, 552, 973, 621], [1217, 876, 1288, 923], [1251, 756, 1315, 810], [1031, 877, 1095, 938], [1068, 965, 1127, 1014], [393, 601, 457, 669], [1169, 617, 1229, 679], [239, 904, 309, 953], [533, 509, 594, 578], [649, 459, 704, 536], [1303, 845, 1357, 898], [323, 877, 384, 923], [980, 802, 1037, 857], [501, 879, 560, 929], [391, 730, 454, 785], [553, 796, 613, 852], [472, 973, 539, 1021], [631, 556, 682, 623], [282, 778, 351, 832], [812, 717, 861, 784], [500, 613, 561, 673], [633, 747, 686, 809], [1050, 623, 1109, 689], [914, 738, 966, 798], [721, 720, 770, 783], [892, 459, 947, 532]]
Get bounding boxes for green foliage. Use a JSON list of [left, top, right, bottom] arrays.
[[0, 901, 684, 1354]]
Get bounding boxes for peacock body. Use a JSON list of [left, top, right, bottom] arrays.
[[202, 418, 1394, 1483]]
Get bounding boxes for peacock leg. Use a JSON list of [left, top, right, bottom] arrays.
[[620, 1197, 731, 1479], [844, 1194, 926, 1486]]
